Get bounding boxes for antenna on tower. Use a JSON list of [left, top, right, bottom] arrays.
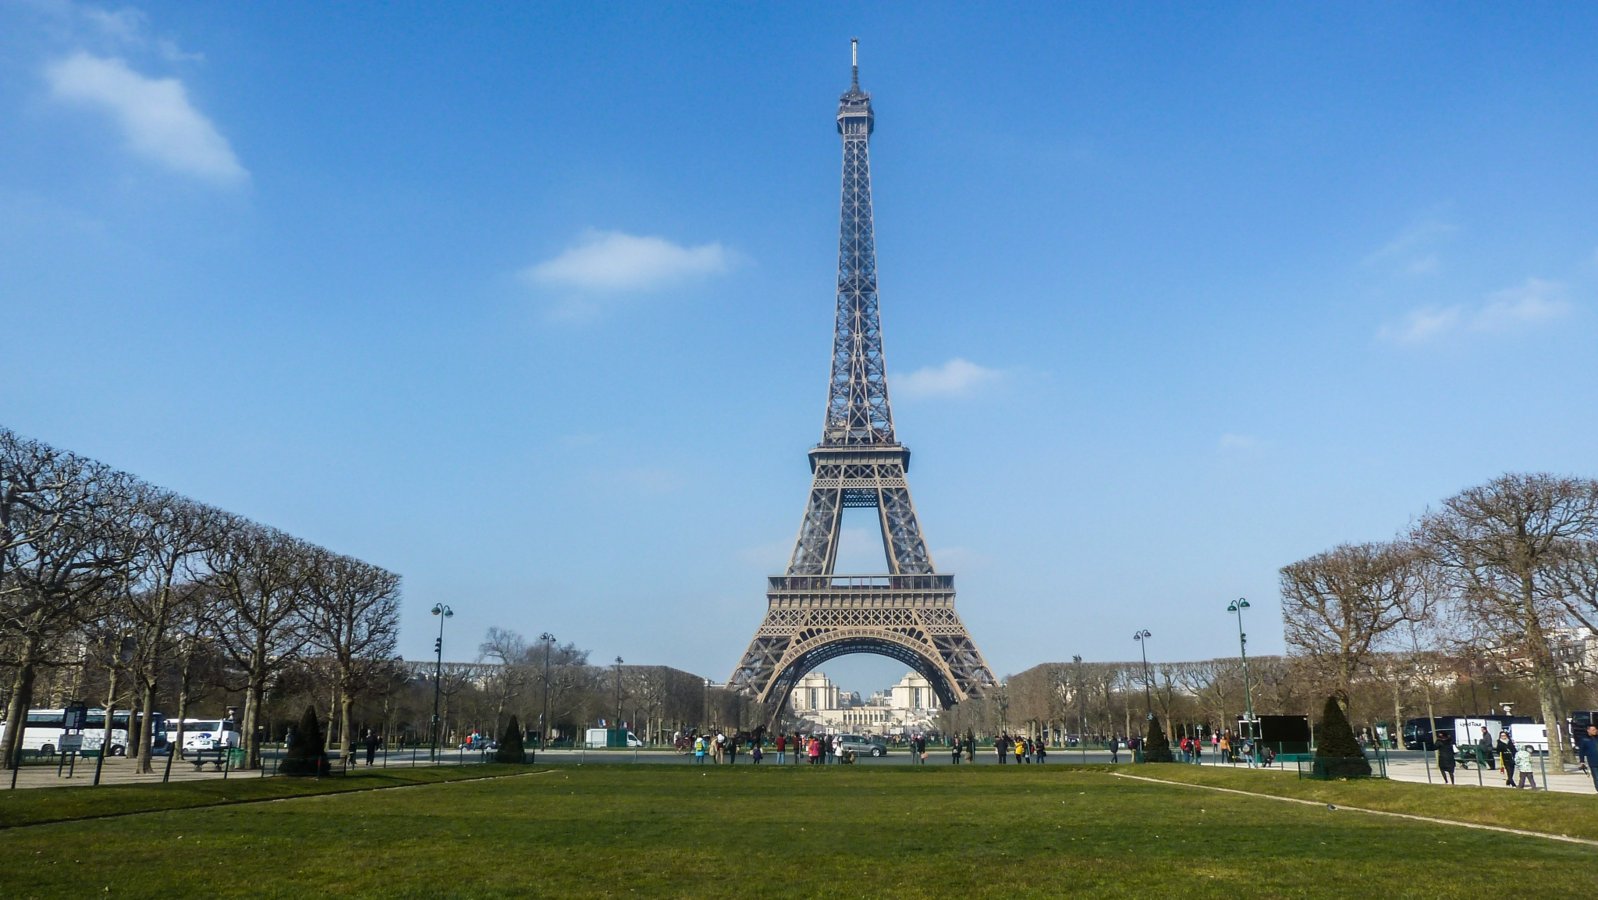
[[851, 38, 859, 89]]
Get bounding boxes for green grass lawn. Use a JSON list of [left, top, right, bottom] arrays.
[[1, 764, 1594, 898]]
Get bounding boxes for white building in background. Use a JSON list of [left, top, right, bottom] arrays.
[[788, 670, 941, 735]]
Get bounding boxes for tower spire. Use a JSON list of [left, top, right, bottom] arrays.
[[828, 38, 885, 444], [851, 37, 859, 90]]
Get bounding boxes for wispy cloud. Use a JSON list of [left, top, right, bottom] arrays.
[[1364, 219, 1456, 276], [44, 52, 246, 184], [1379, 278, 1572, 344], [30, 0, 205, 62], [1218, 433, 1264, 452], [523, 229, 732, 293], [894, 358, 1002, 399]]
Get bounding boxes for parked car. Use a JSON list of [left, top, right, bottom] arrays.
[[837, 734, 888, 757]]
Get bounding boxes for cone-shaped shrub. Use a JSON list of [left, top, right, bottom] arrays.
[[1314, 695, 1371, 778], [496, 715, 526, 763], [1142, 714, 1175, 762], [280, 705, 331, 776]]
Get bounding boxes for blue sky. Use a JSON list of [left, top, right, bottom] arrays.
[[4, 2, 1598, 695]]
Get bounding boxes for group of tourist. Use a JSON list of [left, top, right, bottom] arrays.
[[991, 733, 1047, 764], [1434, 723, 1598, 790]]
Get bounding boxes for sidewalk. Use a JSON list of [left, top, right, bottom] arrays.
[[3, 748, 494, 790], [1378, 753, 1597, 795], [1197, 753, 1597, 795]]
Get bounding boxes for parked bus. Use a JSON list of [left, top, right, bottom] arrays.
[[0, 708, 167, 757], [1401, 715, 1531, 751]]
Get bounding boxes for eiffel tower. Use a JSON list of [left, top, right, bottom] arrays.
[[729, 41, 996, 716]]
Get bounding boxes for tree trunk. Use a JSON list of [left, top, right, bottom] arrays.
[[136, 680, 158, 773], [243, 674, 266, 769], [1534, 669, 1568, 768], [339, 685, 353, 762], [1, 653, 39, 770]]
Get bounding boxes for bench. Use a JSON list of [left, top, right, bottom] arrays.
[[187, 749, 227, 770]]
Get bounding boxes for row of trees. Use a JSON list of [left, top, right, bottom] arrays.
[[463, 628, 761, 744], [1, 427, 401, 770], [1281, 472, 1598, 767]]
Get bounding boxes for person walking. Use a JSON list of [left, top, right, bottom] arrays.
[[1477, 727, 1493, 773], [774, 734, 786, 765], [1014, 736, 1026, 765], [363, 729, 379, 767], [1495, 729, 1515, 786], [1108, 735, 1120, 764], [1513, 742, 1536, 790], [996, 733, 1009, 765], [1579, 725, 1598, 792], [1437, 734, 1457, 784], [1034, 739, 1046, 764]]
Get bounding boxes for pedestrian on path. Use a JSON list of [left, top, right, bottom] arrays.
[[775, 734, 786, 765], [1513, 742, 1536, 790], [1579, 725, 1598, 792], [1437, 734, 1457, 784], [1496, 729, 1516, 786]]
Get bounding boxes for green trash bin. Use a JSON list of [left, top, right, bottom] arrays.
[[227, 748, 246, 768]]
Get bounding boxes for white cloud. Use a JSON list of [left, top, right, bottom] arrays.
[[523, 229, 732, 292], [31, 1, 205, 61], [1379, 278, 1571, 344], [1378, 306, 1464, 344], [44, 52, 246, 184], [893, 358, 1002, 399], [1473, 278, 1571, 331], [1364, 219, 1456, 275]]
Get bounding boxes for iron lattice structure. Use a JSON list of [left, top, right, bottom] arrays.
[[729, 43, 997, 715]]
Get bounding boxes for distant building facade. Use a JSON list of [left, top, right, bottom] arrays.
[[789, 670, 940, 735]]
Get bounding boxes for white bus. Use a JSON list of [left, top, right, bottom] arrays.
[[0, 708, 168, 757]]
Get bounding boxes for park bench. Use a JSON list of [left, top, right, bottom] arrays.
[[187, 749, 227, 771], [1275, 753, 1313, 766], [1455, 746, 1491, 770]]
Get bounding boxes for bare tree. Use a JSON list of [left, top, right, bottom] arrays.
[[477, 627, 530, 737], [203, 520, 311, 768], [1416, 473, 1598, 767], [1280, 541, 1424, 710], [302, 549, 401, 755], [1, 434, 141, 769], [120, 493, 218, 771]]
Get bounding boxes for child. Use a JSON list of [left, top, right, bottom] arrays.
[[1513, 743, 1536, 790]]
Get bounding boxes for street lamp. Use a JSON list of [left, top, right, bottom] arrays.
[[1228, 598, 1256, 761], [430, 603, 453, 761], [613, 656, 625, 735], [1133, 630, 1153, 719], [1227, 597, 1255, 723], [1072, 654, 1086, 744], [539, 632, 555, 749]]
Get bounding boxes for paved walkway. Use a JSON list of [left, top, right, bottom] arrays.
[[3, 749, 495, 791], [1192, 752, 1598, 795]]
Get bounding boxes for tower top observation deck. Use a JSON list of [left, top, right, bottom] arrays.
[[838, 38, 873, 135]]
